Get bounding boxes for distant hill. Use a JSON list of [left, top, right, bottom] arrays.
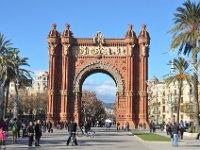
[[103, 103, 114, 109]]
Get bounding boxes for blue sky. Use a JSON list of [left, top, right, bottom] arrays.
[[1, 0, 196, 103]]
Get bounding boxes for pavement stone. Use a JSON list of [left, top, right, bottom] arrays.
[[2, 127, 200, 150]]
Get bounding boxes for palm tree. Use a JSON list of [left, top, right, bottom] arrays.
[[0, 33, 32, 119], [0, 33, 13, 119], [169, 0, 200, 129], [165, 57, 191, 124], [10, 49, 32, 119]]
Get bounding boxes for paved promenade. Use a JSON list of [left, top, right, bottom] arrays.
[[3, 127, 200, 150]]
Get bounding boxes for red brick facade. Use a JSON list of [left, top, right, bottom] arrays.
[[47, 24, 150, 128]]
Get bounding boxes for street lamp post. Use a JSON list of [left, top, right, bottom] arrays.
[[168, 92, 174, 123], [13, 78, 19, 119]]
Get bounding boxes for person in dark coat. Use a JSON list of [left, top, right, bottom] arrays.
[[179, 124, 185, 139], [171, 122, 180, 147], [149, 121, 153, 133], [168, 123, 173, 139], [47, 121, 52, 133], [66, 119, 78, 146], [35, 120, 42, 146], [27, 121, 34, 148], [16, 119, 21, 138]]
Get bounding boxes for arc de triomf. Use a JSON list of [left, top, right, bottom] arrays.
[[47, 23, 150, 128]]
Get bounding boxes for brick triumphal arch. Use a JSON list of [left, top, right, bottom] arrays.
[[47, 23, 150, 128]]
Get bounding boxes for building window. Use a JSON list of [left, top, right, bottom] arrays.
[[174, 106, 177, 113], [162, 115, 166, 119], [181, 90, 183, 95], [181, 115, 184, 120], [174, 90, 177, 95], [163, 91, 165, 96], [162, 106, 165, 113], [162, 99, 165, 104], [180, 105, 184, 112], [181, 97, 183, 103], [190, 89, 192, 95]]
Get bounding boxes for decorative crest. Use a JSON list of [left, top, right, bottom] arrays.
[[93, 31, 104, 46]]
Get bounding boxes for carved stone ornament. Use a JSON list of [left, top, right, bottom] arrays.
[[129, 44, 135, 56], [71, 46, 126, 56], [141, 44, 149, 57], [48, 43, 57, 56], [63, 44, 70, 55]]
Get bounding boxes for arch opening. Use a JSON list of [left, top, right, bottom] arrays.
[[81, 72, 117, 126], [73, 61, 125, 95]]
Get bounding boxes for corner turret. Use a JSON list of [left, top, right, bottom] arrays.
[[62, 24, 73, 38], [48, 24, 61, 45], [138, 24, 150, 57], [138, 24, 150, 45], [125, 24, 137, 45], [48, 24, 60, 38], [62, 24, 73, 44]]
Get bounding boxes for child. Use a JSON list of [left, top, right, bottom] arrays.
[[0, 127, 6, 149]]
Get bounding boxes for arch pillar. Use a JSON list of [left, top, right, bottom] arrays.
[[74, 91, 81, 125]]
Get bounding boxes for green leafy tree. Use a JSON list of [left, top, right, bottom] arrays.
[[169, 0, 200, 129]]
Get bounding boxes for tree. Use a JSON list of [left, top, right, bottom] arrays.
[[10, 49, 32, 119], [0, 33, 13, 119], [18, 89, 48, 117], [169, 0, 200, 129], [165, 57, 191, 124], [81, 90, 106, 124], [0, 33, 32, 119]]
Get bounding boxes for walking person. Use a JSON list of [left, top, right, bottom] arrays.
[[117, 122, 120, 131], [64, 121, 68, 130], [27, 121, 34, 149], [66, 119, 78, 146], [21, 122, 27, 138], [125, 121, 129, 131], [149, 121, 153, 133], [179, 124, 185, 140], [168, 123, 173, 139], [166, 123, 170, 135], [11, 118, 18, 143], [0, 126, 6, 149], [152, 122, 156, 133], [35, 120, 42, 146], [16, 119, 21, 138], [171, 122, 180, 147], [47, 121, 52, 133]]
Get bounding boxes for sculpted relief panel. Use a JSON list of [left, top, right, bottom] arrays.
[[71, 46, 127, 56]]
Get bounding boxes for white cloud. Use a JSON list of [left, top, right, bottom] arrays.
[[83, 79, 116, 103], [95, 82, 116, 96]]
